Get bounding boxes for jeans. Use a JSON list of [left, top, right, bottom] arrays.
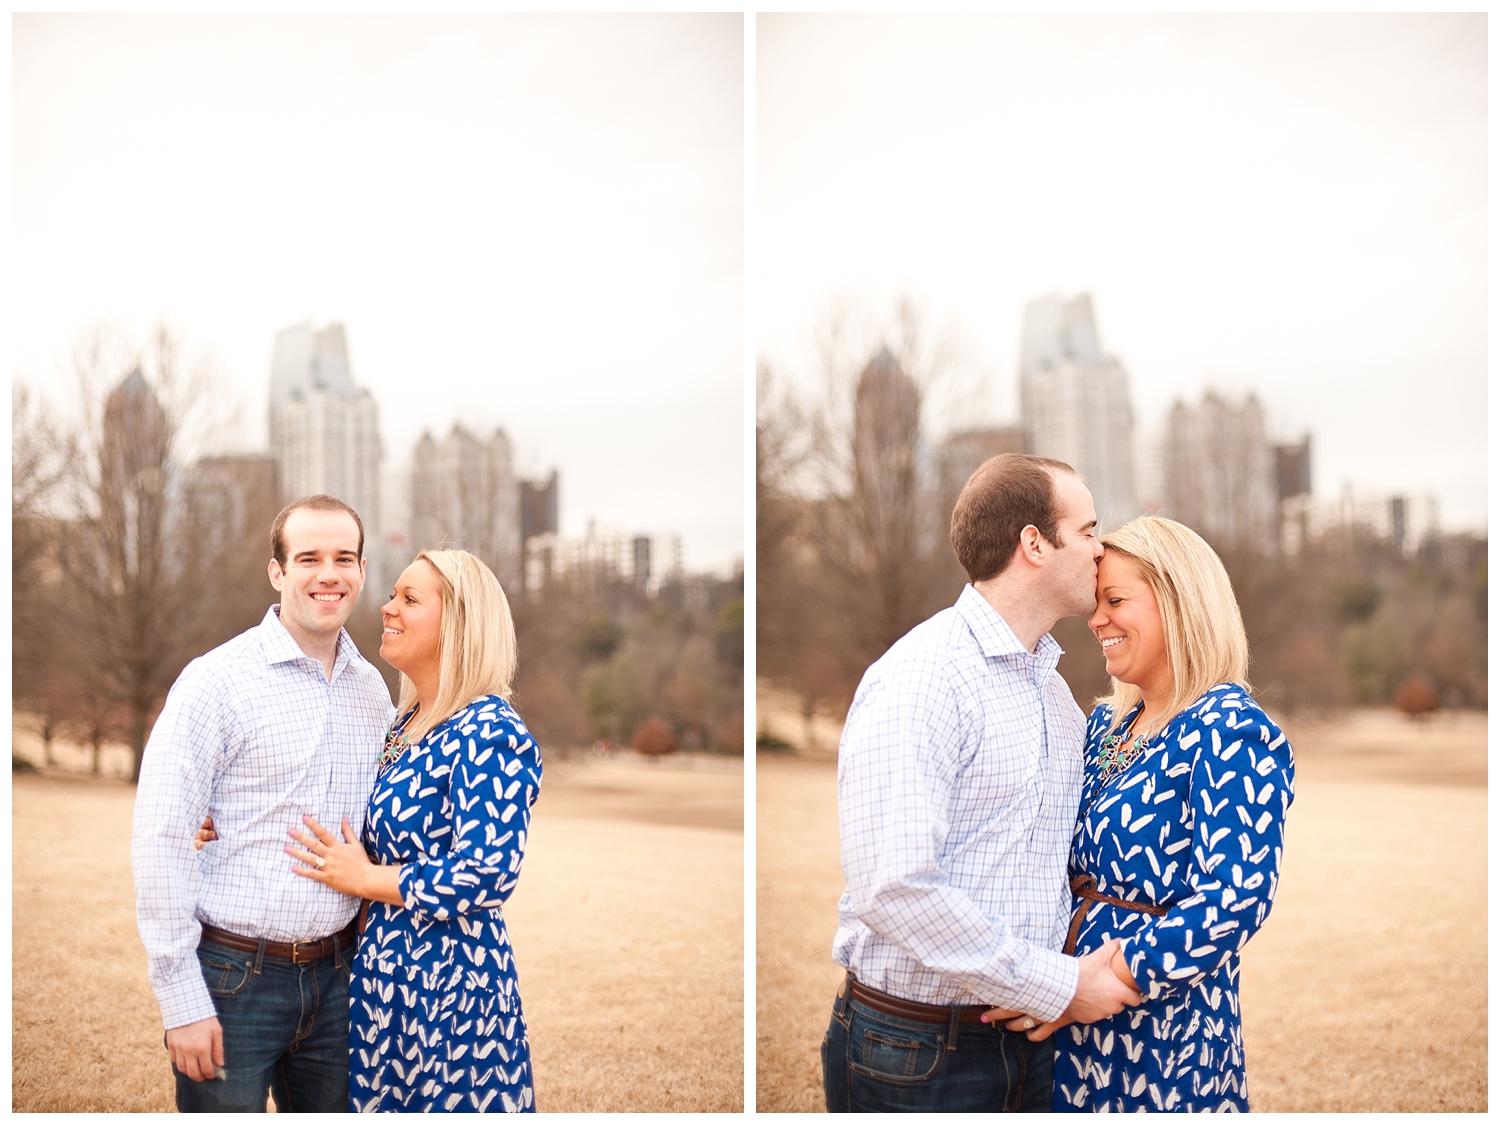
[[821, 974, 1055, 1112], [173, 937, 352, 1113]]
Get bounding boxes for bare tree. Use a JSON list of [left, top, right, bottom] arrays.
[[12, 382, 77, 764], [42, 324, 247, 782], [756, 298, 975, 745]]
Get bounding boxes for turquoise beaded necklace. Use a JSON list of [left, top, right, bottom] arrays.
[[1096, 708, 1152, 783], [377, 705, 420, 776]]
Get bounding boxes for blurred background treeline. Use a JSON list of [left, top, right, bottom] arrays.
[[13, 329, 744, 782], [756, 300, 1487, 749]]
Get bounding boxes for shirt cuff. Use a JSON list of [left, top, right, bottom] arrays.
[[1011, 946, 1081, 1024], [155, 965, 219, 1031]]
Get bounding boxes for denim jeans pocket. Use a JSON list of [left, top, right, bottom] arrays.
[[850, 1026, 944, 1085], [197, 943, 253, 998]]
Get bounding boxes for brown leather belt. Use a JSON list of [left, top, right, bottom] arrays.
[[1063, 873, 1168, 955], [199, 920, 358, 964], [847, 977, 993, 1026]]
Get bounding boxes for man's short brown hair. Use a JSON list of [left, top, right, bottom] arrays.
[[950, 454, 1079, 583], [270, 495, 365, 567]]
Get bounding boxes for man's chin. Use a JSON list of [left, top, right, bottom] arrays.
[[308, 600, 358, 629]]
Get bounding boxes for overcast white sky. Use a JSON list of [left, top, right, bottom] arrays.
[[759, 13, 1487, 532], [14, 13, 744, 573]]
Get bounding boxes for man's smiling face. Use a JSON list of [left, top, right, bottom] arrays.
[[268, 508, 366, 646]]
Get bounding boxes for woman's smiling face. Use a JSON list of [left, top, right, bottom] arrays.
[[1088, 549, 1170, 696], [380, 560, 444, 679]]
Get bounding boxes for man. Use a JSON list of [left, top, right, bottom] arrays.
[[822, 454, 1141, 1113], [132, 495, 395, 1112]]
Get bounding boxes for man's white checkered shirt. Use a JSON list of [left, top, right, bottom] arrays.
[[833, 584, 1086, 1022], [132, 606, 395, 1029]]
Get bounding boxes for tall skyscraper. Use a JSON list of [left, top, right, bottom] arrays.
[[102, 368, 171, 579], [409, 424, 522, 593], [268, 321, 382, 544], [1019, 293, 1137, 531], [1161, 391, 1277, 553], [852, 346, 920, 548]]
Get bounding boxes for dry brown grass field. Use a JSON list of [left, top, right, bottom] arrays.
[[756, 701, 1487, 1113], [12, 729, 744, 1113]]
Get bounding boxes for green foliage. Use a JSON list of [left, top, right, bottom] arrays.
[[574, 614, 625, 665], [580, 652, 641, 742], [715, 596, 744, 672], [516, 568, 744, 755], [1333, 575, 1381, 623], [1341, 616, 1403, 704], [756, 730, 794, 753]]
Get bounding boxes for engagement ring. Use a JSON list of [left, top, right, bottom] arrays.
[[1021, 1017, 1037, 1029], [315, 855, 327, 869]]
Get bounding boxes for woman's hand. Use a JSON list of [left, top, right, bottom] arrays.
[[192, 816, 217, 851], [1110, 945, 1141, 992], [981, 1005, 1074, 1043], [979, 1005, 1023, 1025], [1006, 1012, 1072, 1042], [287, 815, 375, 898]]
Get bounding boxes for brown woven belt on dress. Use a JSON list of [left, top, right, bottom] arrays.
[[846, 977, 993, 1026], [199, 920, 358, 964], [1062, 873, 1168, 956]]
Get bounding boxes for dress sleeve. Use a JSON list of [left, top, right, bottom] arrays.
[[130, 661, 222, 1029], [397, 699, 542, 923], [1120, 690, 1295, 1002]]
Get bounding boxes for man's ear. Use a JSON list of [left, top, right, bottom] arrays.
[[268, 558, 285, 592], [1016, 524, 1048, 568]]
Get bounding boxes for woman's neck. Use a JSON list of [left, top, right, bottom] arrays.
[[1134, 685, 1173, 733], [408, 662, 441, 722]]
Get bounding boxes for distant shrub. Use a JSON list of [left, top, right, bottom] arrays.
[[632, 718, 678, 757], [1393, 675, 1440, 718], [756, 730, 795, 753], [12, 754, 37, 773]]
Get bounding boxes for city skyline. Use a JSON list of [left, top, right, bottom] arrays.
[[14, 14, 744, 574], [758, 13, 1486, 533]]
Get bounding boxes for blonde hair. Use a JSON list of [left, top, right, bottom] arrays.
[[397, 549, 518, 744], [1097, 517, 1250, 739]]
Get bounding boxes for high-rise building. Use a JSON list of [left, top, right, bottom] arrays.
[[268, 321, 382, 545], [524, 522, 682, 598], [1281, 485, 1438, 557], [1019, 293, 1137, 531], [1161, 391, 1278, 554], [520, 470, 560, 545], [101, 368, 172, 579], [410, 424, 522, 593], [852, 346, 921, 548]]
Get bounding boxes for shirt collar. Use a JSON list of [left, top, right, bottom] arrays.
[[261, 604, 356, 676], [956, 584, 1064, 668]]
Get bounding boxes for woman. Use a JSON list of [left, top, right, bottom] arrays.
[[285, 549, 543, 1113], [995, 517, 1294, 1112]]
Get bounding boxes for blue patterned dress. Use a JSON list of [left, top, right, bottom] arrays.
[[1055, 684, 1294, 1112], [349, 695, 542, 1113]]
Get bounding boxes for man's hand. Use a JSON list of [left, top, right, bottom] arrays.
[[1003, 938, 1142, 1043], [166, 1015, 224, 1082], [1062, 938, 1142, 1025]]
